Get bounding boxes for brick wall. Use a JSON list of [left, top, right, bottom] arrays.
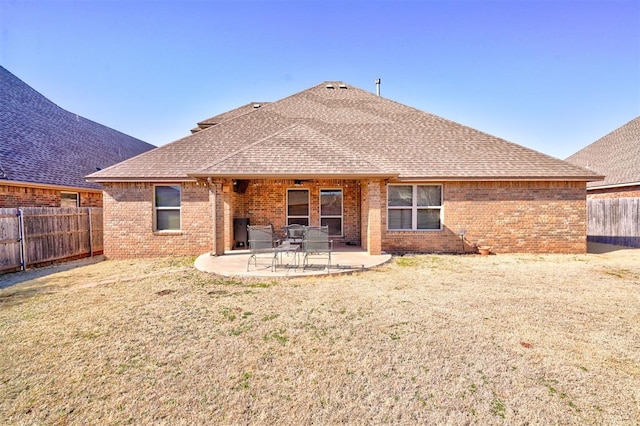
[[0, 183, 102, 208], [102, 182, 212, 259], [382, 181, 587, 254], [232, 179, 361, 244], [587, 185, 640, 199], [101, 179, 588, 259]]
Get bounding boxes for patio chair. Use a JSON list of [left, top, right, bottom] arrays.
[[247, 225, 278, 272], [283, 224, 306, 244], [302, 225, 333, 271]]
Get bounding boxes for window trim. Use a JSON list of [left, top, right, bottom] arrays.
[[286, 188, 310, 226], [60, 191, 80, 207], [319, 188, 343, 237], [387, 184, 443, 231], [154, 184, 182, 232]]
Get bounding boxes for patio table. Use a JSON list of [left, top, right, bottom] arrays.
[[274, 242, 300, 268]]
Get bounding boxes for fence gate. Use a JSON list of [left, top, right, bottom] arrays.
[[0, 209, 23, 272]]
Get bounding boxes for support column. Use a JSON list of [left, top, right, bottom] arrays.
[[222, 179, 233, 252], [209, 179, 225, 256], [366, 179, 382, 255]]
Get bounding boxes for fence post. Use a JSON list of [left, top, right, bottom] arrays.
[[17, 208, 26, 271], [88, 207, 93, 257]]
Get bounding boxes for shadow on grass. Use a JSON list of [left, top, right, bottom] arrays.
[[0, 256, 105, 290]]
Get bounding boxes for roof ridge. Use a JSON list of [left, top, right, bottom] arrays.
[[193, 123, 304, 174], [195, 101, 271, 127]]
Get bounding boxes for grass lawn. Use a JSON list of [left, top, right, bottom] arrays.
[[1, 249, 639, 424]]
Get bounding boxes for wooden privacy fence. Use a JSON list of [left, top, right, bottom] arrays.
[[0, 207, 103, 272], [587, 198, 640, 248]]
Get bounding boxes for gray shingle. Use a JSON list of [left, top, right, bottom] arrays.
[[566, 116, 640, 188], [0, 66, 154, 190]]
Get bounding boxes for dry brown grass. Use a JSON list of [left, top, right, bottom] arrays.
[[1, 249, 639, 425]]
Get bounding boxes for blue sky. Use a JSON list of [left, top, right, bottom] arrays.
[[1, 0, 639, 159]]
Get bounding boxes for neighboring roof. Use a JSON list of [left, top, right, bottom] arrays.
[[88, 81, 602, 183], [0, 66, 154, 190], [566, 116, 640, 189]]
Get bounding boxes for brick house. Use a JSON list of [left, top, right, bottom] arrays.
[[87, 81, 602, 258], [0, 66, 154, 208], [565, 116, 640, 247], [565, 116, 640, 199]]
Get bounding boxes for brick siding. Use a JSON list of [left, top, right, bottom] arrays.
[[102, 182, 212, 259], [102, 179, 588, 259], [382, 181, 587, 254], [0, 183, 102, 208]]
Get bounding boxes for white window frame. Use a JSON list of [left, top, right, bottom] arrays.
[[387, 184, 443, 231], [287, 188, 310, 226], [60, 192, 80, 207], [319, 188, 343, 237], [154, 184, 181, 231]]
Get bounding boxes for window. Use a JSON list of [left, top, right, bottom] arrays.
[[387, 185, 442, 230], [320, 189, 343, 236], [60, 192, 79, 207], [155, 185, 181, 231], [287, 189, 309, 226]]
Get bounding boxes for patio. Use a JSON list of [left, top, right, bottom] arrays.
[[194, 243, 392, 277]]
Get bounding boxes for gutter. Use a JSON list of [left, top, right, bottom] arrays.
[[587, 180, 640, 190]]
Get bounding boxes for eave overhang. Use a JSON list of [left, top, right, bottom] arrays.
[[587, 180, 640, 190], [85, 177, 196, 183], [1, 179, 103, 193], [187, 172, 399, 180]]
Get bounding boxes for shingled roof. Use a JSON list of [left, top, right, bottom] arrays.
[[88, 81, 601, 183], [0, 66, 154, 190], [190, 102, 270, 134], [565, 116, 640, 188]]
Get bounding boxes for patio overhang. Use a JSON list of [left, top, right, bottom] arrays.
[[187, 172, 399, 180]]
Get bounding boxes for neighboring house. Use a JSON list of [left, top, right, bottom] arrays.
[[0, 66, 154, 208], [565, 116, 640, 199], [87, 81, 602, 259], [566, 116, 640, 248]]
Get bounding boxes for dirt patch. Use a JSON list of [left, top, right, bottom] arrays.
[[0, 248, 638, 424]]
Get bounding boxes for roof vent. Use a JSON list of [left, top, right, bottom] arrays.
[[325, 84, 334, 89], [339, 84, 347, 89], [253, 103, 261, 109]]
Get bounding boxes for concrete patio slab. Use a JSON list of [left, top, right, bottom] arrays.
[[194, 245, 392, 277]]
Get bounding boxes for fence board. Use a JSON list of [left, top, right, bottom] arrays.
[[587, 198, 640, 247], [0, 207, 103, 272], [0, 208, 22, 272]]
